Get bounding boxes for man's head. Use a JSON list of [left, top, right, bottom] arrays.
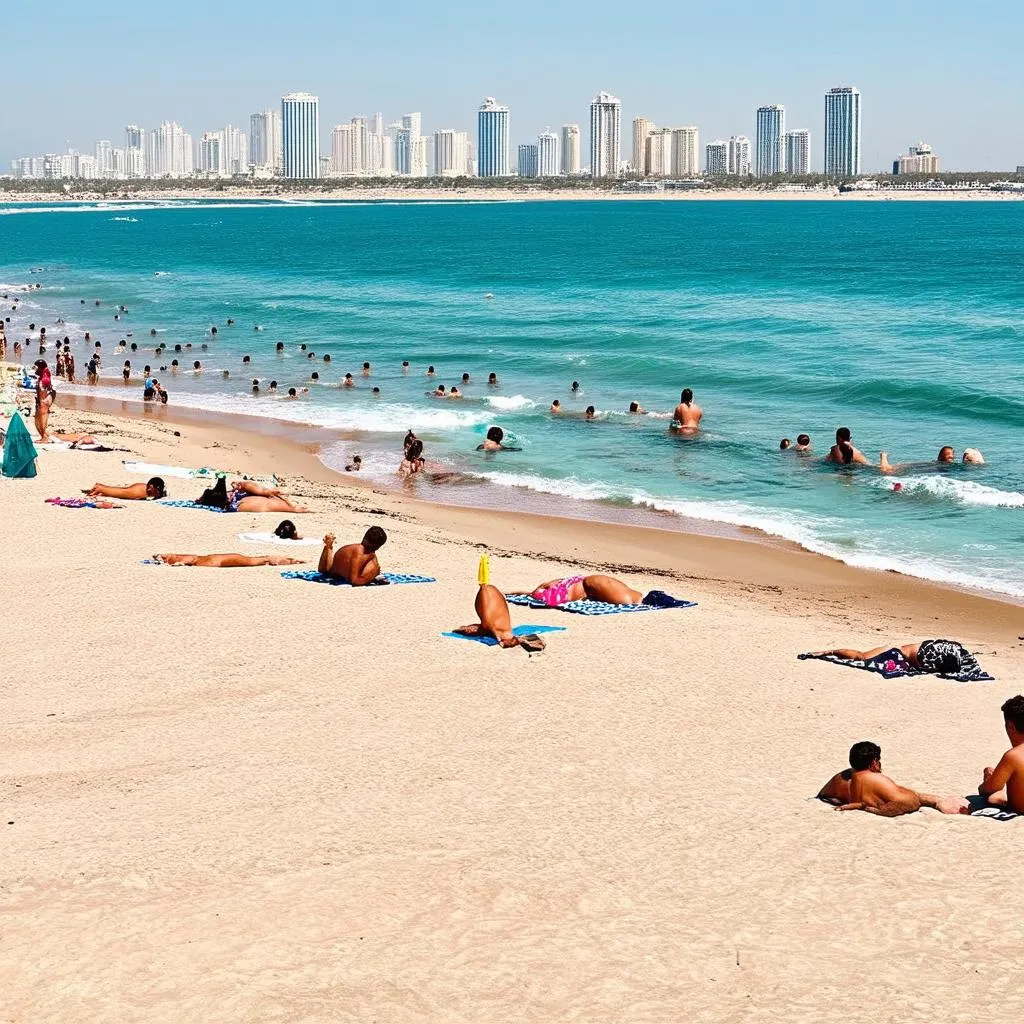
[[362, 526, 388, 552], [780, 438, 791, 450], [1001, 695, 1024, 742], [796, 433, 811, 448], [629, 402, 640, 413], [938, 446, 955, 463], [836, 426, 852, 443], [681, 388, 693, 404], [145, 477, 166, 499], [486, 426, 504, 443], [849, 741, 882, 772]]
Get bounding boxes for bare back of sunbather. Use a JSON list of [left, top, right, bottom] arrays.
[[154, 553, 306, 567]]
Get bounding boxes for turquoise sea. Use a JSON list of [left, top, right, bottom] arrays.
[[3, 198, 1023, 597]]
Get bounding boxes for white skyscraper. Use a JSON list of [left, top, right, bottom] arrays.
[[330, 124, 355, 175], [645, 128, 673, 177], [124, 125, 145, 176], [222, 125, 247, 175], [517, 144, 539, 178], [755, 105, 785, 177], [249, 110, 283, 173], [784, 129, 811, 175], [198, 133, 222, 175], [671, 127, 700, 177], [729, 135, 752, 176], [366, 124, 392, 177], [705, 140, 729, 176], [632, 117, 653, 175], [824, 86, 861, 177], [433, 129, 468, 177], [94, 140, 113, 178], [148, 122, 193, 177], [561, 124, 581, 175], [589, 92, 621, 178], [477, 97, 511, 177], [537, 131, 560, 176], [281, 92, 320, 179], [350, 117, 368, 175]]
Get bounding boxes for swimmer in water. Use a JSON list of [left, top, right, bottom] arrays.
[[671, 388, 702, 432], [488, 372, 499, 386], [461, 373, 470, 384], [476, 426, 521, 452], [433, 385, 447, 397], [795, 434, 812, 452], [343, 373, 355, 388], [584, 406, 596, 420], [963, 448, 985, 465], [402, 360, 410, 373], [826, 427, 871, 466], [780, 438, 792, 450], [276, 342, 284, 352], [287, 388, 297, 398], [449, 386, 462, 399], [879, 446, 958, 474], [427, 365, 436, 377], [628, 402, 646, 414], [362, 362, 371, 376], [550, 399, 562, 414]]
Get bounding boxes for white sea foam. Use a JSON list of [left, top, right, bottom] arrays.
[[870, 475, 1024, 508], [486, 394, 536, 411]]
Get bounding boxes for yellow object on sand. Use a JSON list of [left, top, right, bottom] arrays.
[[477, 553, 490, 586]]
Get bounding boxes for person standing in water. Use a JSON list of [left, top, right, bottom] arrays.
[[671, 388, 702, 431]]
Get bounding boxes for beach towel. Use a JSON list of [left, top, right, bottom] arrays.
[[442, 625, 566, 646], [158, 500, 231, 513], [238, 531, 322, 547], [797, 648, 993, 682], [967, 796, 1021, 821], [45, 497, 123, 509], [2, 413, 37, 478], [281, 570, 436, 585], [505, 590, 697, 615]]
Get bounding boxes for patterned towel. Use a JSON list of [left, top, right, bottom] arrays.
[[798, 648, 993, 682], [281, 570, 435, 585], [46, 497, 123, 509], [158, 500, 231, 513], [967, 795, 1021, 821], [442, 625, 566, 646], [506, 593, 697, 615]]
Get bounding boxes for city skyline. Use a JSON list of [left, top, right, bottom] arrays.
[[1, 0, 1021, 172]]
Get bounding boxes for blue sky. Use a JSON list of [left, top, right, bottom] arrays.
[[3, 0, 1022, 171]]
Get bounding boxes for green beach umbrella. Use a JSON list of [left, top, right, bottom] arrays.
[[2, 413, 38, 478]]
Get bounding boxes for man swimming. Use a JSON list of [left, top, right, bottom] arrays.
[[318, 527, 388, 585], [151, 553, 306, 568], [671, 388, 702, 431], [825, 427, 871, 466], [819, 741, 967, 816], [84, 477, 166, 500], [476, 426, 520, 451], [795, 434, 811, 452], [977, 695, 1024, 814], [452, 584, 546, 650]]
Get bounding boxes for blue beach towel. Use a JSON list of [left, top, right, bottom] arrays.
[[442, 625, 566, 645], [506, 591, 697, 615], [798, 649, 993, 683], [158, 500, 231, 513], [280, 570, 435, 585]]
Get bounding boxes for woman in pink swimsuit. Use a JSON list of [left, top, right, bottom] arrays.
[[514, 574, 644, 607]]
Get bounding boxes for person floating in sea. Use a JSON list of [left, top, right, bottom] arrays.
[[825, 426, 871, 466], [671, 388, 702, 432], [343, 373, 355, 388], [432, 385, 447, 397], [317, 528, 389, 585], [780, 438, 792, 450], [817, 741, 968, 816], [977, 696, 1024, 814], [795, 433, 811, 452], [84, 477, 167, 501], [476, 426, 520, 452], [151, 553, 306, 568]]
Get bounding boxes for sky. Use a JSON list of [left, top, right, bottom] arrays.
[[2, 0, 1022, 172]]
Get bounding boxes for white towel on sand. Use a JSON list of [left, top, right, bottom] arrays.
[[237, 532, 322, 547]]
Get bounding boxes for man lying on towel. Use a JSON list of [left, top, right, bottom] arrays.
[[318, 527, 389, 585], [977, 695, 1024, 814], [818, 741, 968, 816]]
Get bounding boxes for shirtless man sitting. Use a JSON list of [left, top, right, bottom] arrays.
[[977, 695, 1024, 814], [818, 741, 967, 816], [318, 527, 388, 585], [84, 477, 166, 500], [452, 584, 546, 651], [671, 388, 702, 431]]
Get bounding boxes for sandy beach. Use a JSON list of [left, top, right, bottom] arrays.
[[3, 399, 1023, 1023]]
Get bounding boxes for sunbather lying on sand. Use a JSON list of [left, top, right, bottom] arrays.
[[810, 639, 982, 677], [453, 584, 546, 650], [84, 477, 166, 500], [196, 476, 311, 513], [318, 527, 388, 585], [818, 741, 968, 816], [152, 553, 306, 567], [508, 573, 643, 607]]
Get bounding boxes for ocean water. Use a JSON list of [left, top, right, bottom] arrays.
[[2, 198, 1023, 597]]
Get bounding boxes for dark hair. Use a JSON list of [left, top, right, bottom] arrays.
[[146, 477, 166, 498], [362, 525, 388, 551], [486, 426, 504, 442], [839, 441, 855, 465], [585, 405, 595, 415], [288, 388, 297, 396], [175, 344, 182, 352], [681, 388, 693, 403], [276, 342, 284, 351], [372, 386, 380, 393], [836, 426, 852, 443], [780, 438, 791, 450], [427, 365, 435, 372], [462, 373, 469, 382], [404, 430, 417, 449], [269, 380, 278, 388], [1002, 695, 1024, 732], [363, 362, 370, 369], [629, 402, 640, 412], [406, 439, 424, 460], [197, 476, 228, 509], [274, 519, 297, 540], [571, 380, 579, 389], [193, 361, 201, 369], [488, 372, 497, 381], [402, 360, 409, 367], [797, 434, 810, 446], [171, 359, 179, 367], [323, 354, 331, 362], [849, 741, 881, 771]]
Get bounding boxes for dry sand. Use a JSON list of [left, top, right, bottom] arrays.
[[4, 403, 1024, 1023]]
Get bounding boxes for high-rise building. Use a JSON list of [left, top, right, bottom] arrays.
[[784, 129, 810, 174], [222, 125, 247, 175], [729, 135, 752, 176], [281, 92, 320, 179], [645, 128, 673, 176], [705, 140, 729, 176], [125, 125, 144, 150], [561, 124, 581, 175], [671, 127, 700, 177], [94, 140, 113, 177], [537, 131, 560, 176], [893, 142, 939, 175], [589, 92, 621, 178], [434, 129, 468, 177], [824, 86, 861, 177], [371, 112, 384, 136], [366, 126, 392, 177], [330, 124, 355, 175], [249, 110, 283, 173], [198, 132, 222, 175], [350, 117, 368, 175], [477, 97, 511, 177], [124, 125, 145, 176], [632, 116, 653, 175], [518, 144, 539, 178], [755, 105, 785, 176], [148, 122, 194, 177]]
